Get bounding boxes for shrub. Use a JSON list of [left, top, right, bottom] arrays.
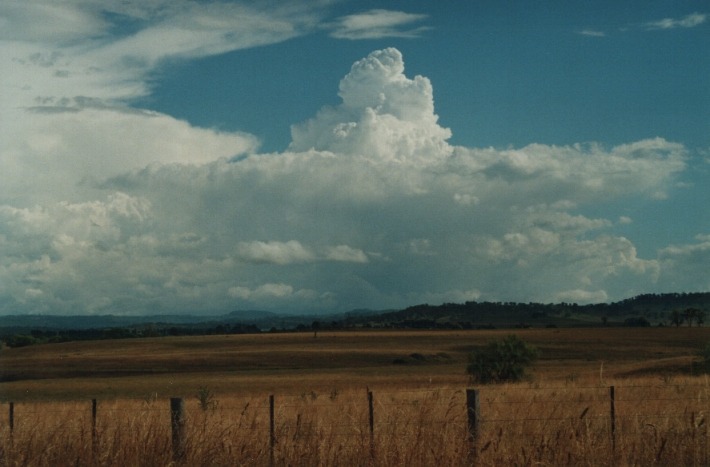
[[623, 317, 651, 327], [196, 386, 218, 411], [466, 335, 539, 384], [4, 334, 42, 348]]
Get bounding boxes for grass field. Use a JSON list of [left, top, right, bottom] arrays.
[[2, 327, 710, 465], [2, 327, 709, 400]]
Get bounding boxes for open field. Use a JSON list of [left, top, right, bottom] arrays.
[[2, 327, 710, 465], [2, 375, 710, 465], [1, 327, 710, 401]]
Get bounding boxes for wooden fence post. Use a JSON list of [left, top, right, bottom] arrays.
[[368, 390, 375, 459], [609, 385, 616, 452], [7, 402, 13, 447], [9, 402, 14, 432], [269, 395, 275, 467], [467, 389, 480, 457], [91, 399, 98, 455], [170, 397, 186, 461]]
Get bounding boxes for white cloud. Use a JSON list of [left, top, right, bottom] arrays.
[[577, 29, 606, 37], [645, 12, 706, 30], [1, 107, 258, 205], [408, 239, 435, 257], [1, 1, 318, 108], [228, 283, 322, 305], [0, 1, 319, 208], [579, 12, 706, 37], [415, 289, 482, 305], [657, 235, 710, 291], [555, 289, 608, 304], [236, 241, 316, 265], [618, 216, 633, 225], [463, 139, 686, 204], [326, 9, 429, 40], [229, 283, 292, 300], [325, 245, 368, 263], [290, 48, 452, 164], [0, 21, 702, 315], [235, 241, 368, 265], [96, 2, 315, 67], [0, 2, 108, 43]]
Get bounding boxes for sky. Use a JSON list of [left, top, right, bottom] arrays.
[[1, 1, 709, 316]]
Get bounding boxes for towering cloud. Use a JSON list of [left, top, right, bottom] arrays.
[[290, 48, 452, 163], [0, 46, 694, 315]]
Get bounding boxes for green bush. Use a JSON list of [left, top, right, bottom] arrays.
[[466, 335, 539, 384], [4, 334, 42, 348], [196, 387, 218, 411]]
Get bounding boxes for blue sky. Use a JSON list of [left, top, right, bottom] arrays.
[[1, 1, 708, 315], [143, 2, 709, 152]]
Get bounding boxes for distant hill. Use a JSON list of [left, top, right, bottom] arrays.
[[0, 309, 284, 330], [343, 292, 710, 329], [1, 293, 708, 345]]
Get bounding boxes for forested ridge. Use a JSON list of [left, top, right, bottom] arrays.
[[1, 292, 709, 347]]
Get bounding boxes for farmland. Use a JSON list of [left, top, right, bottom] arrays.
[[2, 327, 710, 465], [1, 327, 709, 400]]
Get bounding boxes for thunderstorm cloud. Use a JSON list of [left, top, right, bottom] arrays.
[[0, 2, 704, 316]]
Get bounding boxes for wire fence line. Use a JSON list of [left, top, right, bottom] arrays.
[[1, 384, 709, 463], [2, 384, 709, 424]]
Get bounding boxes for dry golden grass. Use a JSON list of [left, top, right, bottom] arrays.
[[473, 376, 710, 465], [2, 327, 710, 464], [3, 327, 710, 401], [2, 378, 710, 466], [0, 389, 463, 466]]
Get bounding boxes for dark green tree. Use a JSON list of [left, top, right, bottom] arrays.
[[311, 320, 320, 338], [670, 309, 684, 327], [466, 335, 539, 384], [696, 309, 706, 327], [684, 308, 698, 327]]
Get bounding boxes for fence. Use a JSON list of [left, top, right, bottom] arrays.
[[2, 383, 710, 465]]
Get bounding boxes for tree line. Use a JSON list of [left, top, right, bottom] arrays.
[[2, 292, 709, 348]]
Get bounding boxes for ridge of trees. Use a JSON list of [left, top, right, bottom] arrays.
[[1, 292, 709, 348], [348, 292, 710, 329]]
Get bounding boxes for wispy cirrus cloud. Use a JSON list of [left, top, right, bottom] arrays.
[[645, 12, 706, 30], [576, 29, 606, 37], [576, 12, 706, 38], [0, 1, 321, 204], [326, 9, 429, 40]]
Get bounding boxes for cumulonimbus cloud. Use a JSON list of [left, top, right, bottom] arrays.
[[0, 1, 700, 317], [290, 48, 452, 164]]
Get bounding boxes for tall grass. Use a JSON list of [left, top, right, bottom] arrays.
[[1, 377, 710, 466]]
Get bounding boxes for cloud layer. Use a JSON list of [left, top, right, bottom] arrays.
[[1, 3, 705, 315]]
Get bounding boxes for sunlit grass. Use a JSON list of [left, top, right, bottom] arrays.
[[2, 377, 710, 465], [3, 327, 710, 401], [3, 327, 710, 464]]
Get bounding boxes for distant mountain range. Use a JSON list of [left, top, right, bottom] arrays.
[[0, 309, 279, 331], [1, 293, 709, 336]]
